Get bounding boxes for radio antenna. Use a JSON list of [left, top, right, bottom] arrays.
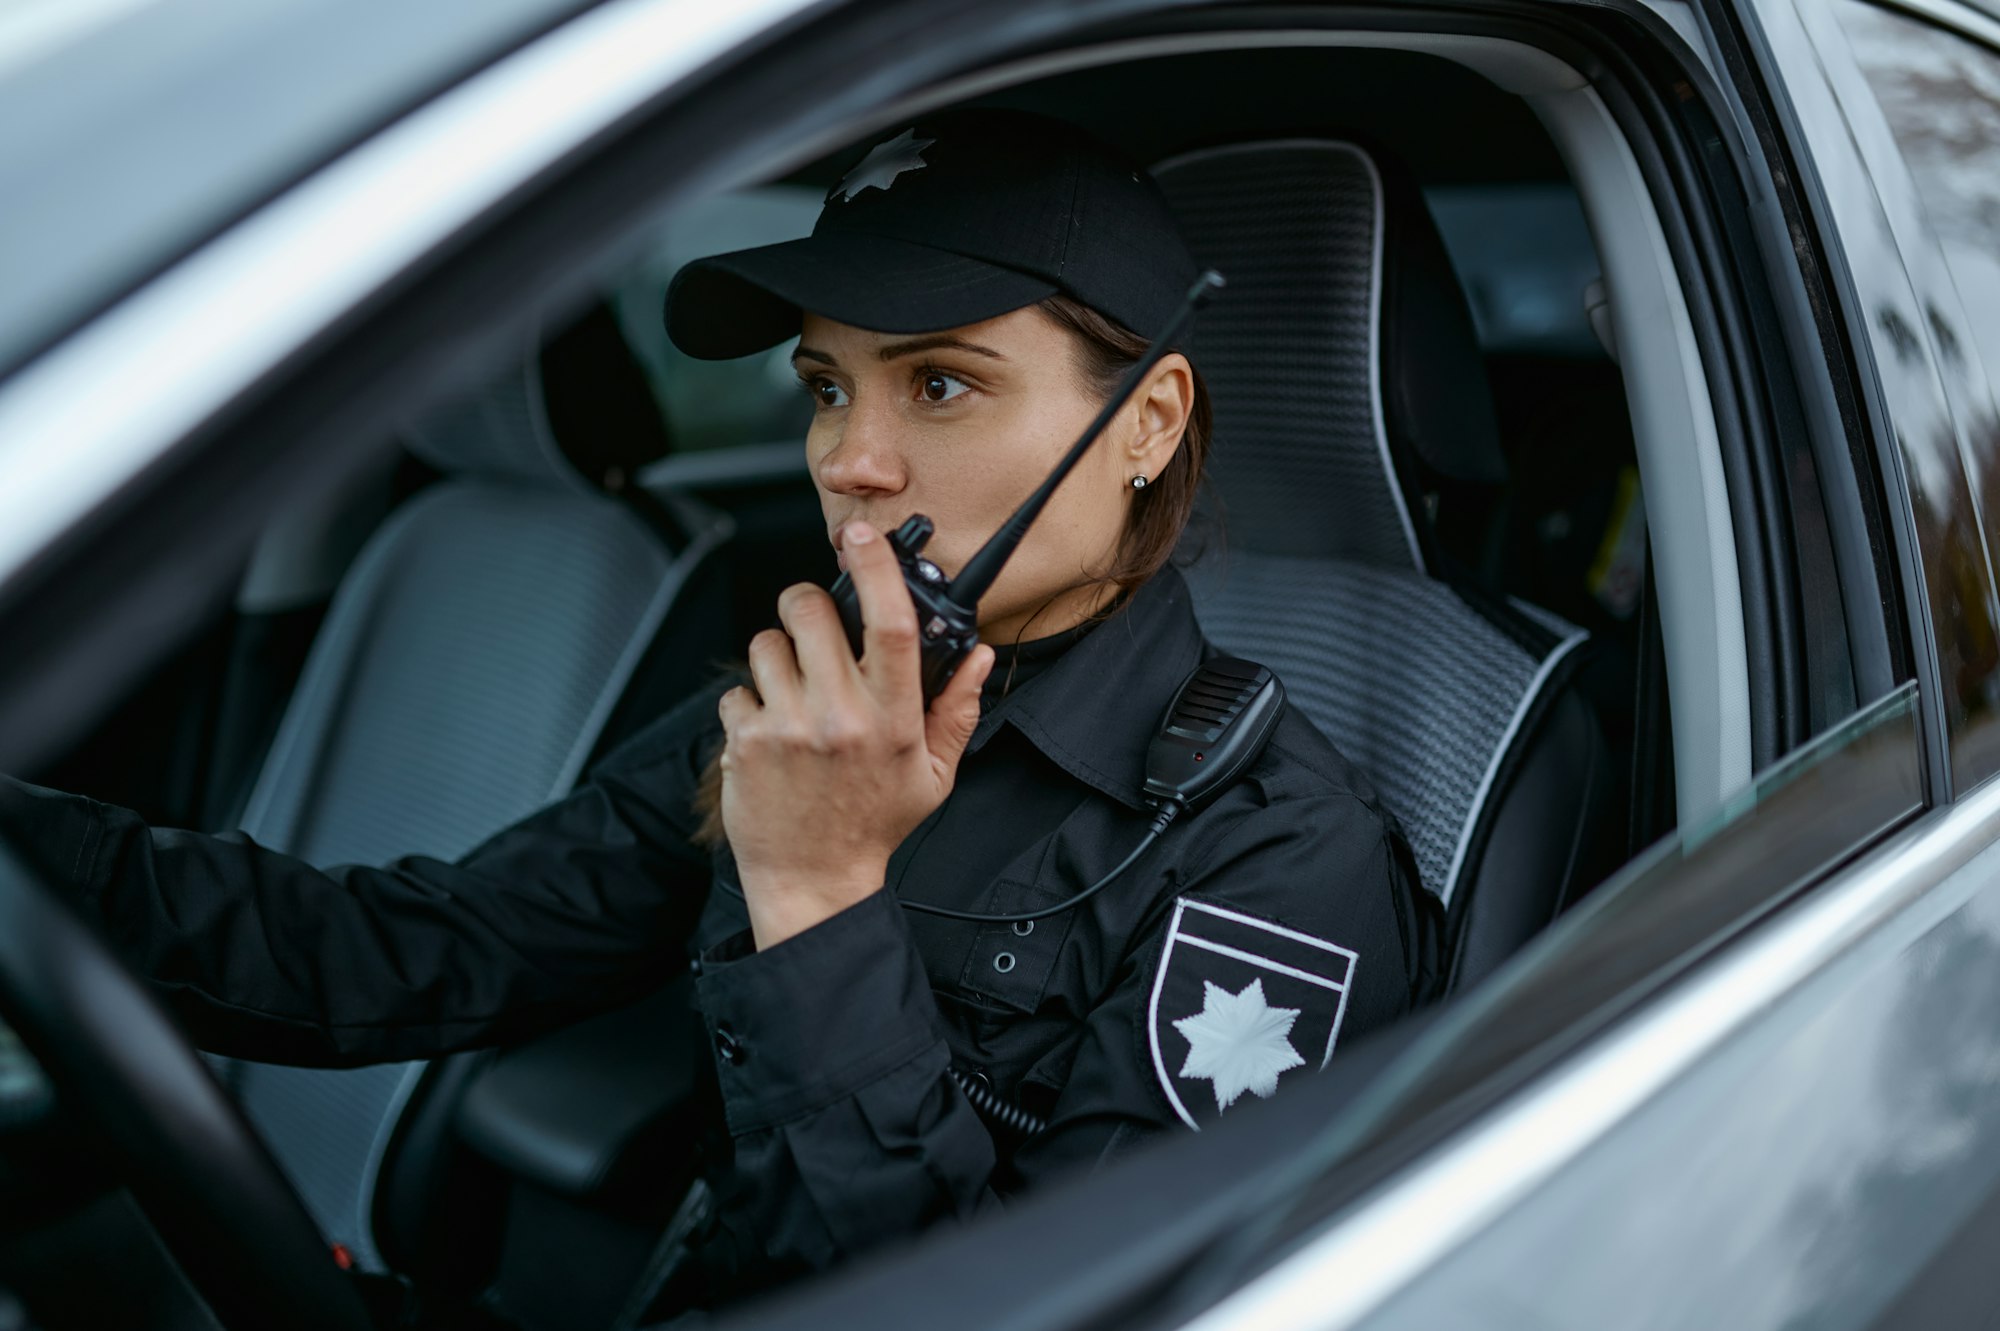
[[946, 270, 1224, 609]]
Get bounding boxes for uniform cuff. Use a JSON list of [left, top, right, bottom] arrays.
[[0, 776, 107, 905], [693, 889, 945, 1132]]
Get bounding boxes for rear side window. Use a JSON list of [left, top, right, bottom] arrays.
[[1835, 2, 2000, 416], [608, 185, 822, 453], [1425, 183, 1604, 357]]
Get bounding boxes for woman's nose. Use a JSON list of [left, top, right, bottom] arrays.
[[815, 404, 907, 498]]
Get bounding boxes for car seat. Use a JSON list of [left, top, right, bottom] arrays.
[[1154, 139, 1620, 990], [210, 309, 732, 1271]]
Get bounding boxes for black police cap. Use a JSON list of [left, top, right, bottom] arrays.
[[665, 110, 1201, 359]]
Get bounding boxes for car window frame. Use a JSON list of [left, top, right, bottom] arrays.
[[0, 0, 609, 385]]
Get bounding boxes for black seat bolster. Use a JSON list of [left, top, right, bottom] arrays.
[[373, 1050, 508, 1300], [453, 978, 707, 1210], [1446, 683, 1618, 991]]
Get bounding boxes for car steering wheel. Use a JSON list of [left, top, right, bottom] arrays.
[[0, 840, 374, 1331]]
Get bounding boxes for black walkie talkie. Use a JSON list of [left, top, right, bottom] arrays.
[[828, 269, 1225, 701]]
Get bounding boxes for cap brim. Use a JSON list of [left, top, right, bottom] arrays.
[[665, 232, 1060, 360]]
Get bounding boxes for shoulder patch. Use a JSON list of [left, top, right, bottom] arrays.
[[1146, 897, 1357, 1130]]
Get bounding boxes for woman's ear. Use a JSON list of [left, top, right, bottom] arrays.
[[1127, 353, 1195, 478]]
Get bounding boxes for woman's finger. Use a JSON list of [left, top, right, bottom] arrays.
[[777, 582, 863, 698], [716, 683, 759, 735], [839, 521, 922, 705], [745, 627, 803, 710]]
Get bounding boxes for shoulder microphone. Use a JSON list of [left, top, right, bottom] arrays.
[[829, 269, 1225, 700]]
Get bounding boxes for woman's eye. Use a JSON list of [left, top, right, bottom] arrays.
[[918, 371, 971, 404], [801, 377, 849, 409]]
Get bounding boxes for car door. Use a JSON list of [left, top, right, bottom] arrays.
[[1135, 1, 2000, 1327]]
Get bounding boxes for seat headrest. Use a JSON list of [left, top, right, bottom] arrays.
[[404, 306, 673, 494], [1154, 139, 1506, 570]]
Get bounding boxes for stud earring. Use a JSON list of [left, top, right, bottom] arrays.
[[1130, 475, 1148, 490]]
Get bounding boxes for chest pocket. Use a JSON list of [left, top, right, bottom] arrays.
[[898, 780, 1136, 1017], [948, 877, 1080, 1013]]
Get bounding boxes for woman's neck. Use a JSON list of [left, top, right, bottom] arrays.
[[976, 578, 1121, 646]]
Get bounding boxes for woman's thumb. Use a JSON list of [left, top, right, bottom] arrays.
[[925, 645, 994, 766]]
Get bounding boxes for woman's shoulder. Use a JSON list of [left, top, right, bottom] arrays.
[[1247, 703, 1398, 827], [1162, 700, 1439, 1012], [1171, 698, 1413, 890]]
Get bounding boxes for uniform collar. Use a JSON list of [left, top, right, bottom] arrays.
[[967, 564, 1207, 810]]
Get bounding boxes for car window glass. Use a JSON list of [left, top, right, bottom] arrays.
[[606, 185, 820, 454], [1425, 183, 1603, 357], [1836, 3, 2000, 404]]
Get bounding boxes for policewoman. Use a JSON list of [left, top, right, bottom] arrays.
[[0, 110, 1438, 1311]]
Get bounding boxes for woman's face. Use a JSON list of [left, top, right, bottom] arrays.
[[793, 304, 1192, 645]]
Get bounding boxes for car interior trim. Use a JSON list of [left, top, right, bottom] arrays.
[[1531, 79, 1754, 824], [1604, 30, 1809, 763], [1439, 625, 1589, 904], [0, 0, 812, 597], [353, 1060, 427, 1271], [1178, 680, 1972, 1331]]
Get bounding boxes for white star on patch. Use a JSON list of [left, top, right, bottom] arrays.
[[832, 128, 935, 202], [1173, 978, 1306, 1114]]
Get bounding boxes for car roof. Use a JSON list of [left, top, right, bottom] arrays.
[[0, 0, 593, 380]]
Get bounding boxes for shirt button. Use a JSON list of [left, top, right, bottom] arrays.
[[713, 1024, 746, 1066]]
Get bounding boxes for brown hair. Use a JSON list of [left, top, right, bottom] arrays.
[[690, 294, 1213, 847], [1035, 292, 1213, 601]]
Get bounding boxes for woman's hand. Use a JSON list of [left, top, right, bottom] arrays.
[[717, 520, 995, 949]]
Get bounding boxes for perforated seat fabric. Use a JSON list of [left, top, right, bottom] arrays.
[[1183, 558, 1574, 903], [217, 336, 726, 1271], [1155, 140, 1610, 985], [1158, 145, 1422, 569]]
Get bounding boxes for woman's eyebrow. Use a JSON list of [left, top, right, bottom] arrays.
[[791, 335, 1009, 369], [875, 334, 1007, 362]]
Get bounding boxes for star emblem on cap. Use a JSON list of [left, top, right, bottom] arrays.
[[831, 127, 936, 202]]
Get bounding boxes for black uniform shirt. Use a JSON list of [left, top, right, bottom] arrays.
[[0, 565, 1437, 1299]]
